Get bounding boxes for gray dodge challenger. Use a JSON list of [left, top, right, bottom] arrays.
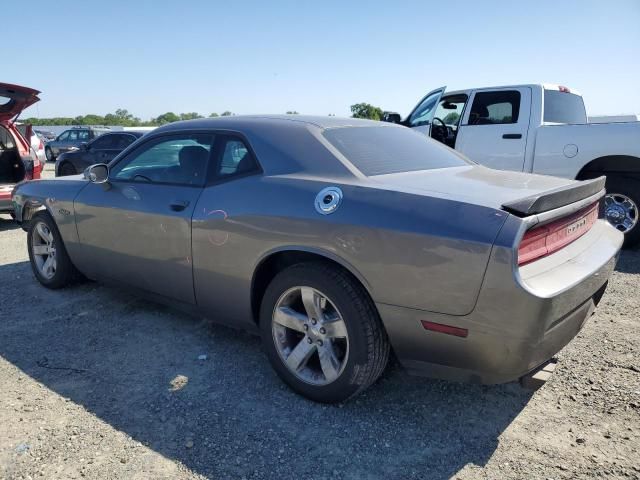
[[12, 116, 622, 403]]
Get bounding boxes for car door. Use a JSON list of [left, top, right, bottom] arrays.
[[85, 133, 134, 166], [73, 132, 215, 303], [406, 86, 446, 136], [52, 131, 70, 155], [455, 87, 532, 171]]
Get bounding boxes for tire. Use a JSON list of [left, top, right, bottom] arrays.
[[259, 262, 390, 403], [27, 212, 80, 288], [45, 146, 54, 162], [59, 162, 77, 176], [603, 175, 640, 248]]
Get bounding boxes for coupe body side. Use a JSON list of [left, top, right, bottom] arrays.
[[13, 116, 622, 402]]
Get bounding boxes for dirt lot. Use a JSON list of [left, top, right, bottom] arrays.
[[1, 164, 639, 479]]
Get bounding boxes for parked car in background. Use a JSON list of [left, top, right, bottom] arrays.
[[383, 84, 640, 246], [13, 116, 622, 402], [0, 82, 43, 215], [34, 129, 56, 141], [45, 126, 110, 161], [55, 131, 145, 176], [16, 123, 47, 166]]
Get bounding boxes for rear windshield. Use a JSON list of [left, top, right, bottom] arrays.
[[323, 126, 470, 176], [543, 90, 587, 124]]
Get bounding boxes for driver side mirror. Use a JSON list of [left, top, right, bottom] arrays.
[[80, 142, 89, 150], [382, 112, 402, 124], [84, 163, 109, 184]]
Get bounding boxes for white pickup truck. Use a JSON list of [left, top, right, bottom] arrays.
[[383, 84, 640, 246]]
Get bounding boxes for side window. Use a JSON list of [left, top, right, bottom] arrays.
[[77, 130, 90, 141], [57, 131, 70, 142], [110, 133, 214, 186], [467, 91, 521, 125], [67, 130, 79, 141], [409, 90, 442, 127], [216, 137, 259, 178], [90, 134, 116, 150], [0, 125, 15, 149], [117, 134, 138, 148]]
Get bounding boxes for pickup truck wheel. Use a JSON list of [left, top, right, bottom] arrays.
[[27, 212, 80, 288], [259, 262, 390, 403], [603, 176, 640, 248]]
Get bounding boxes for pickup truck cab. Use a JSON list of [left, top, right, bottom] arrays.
[[384, 84, 640, 246]]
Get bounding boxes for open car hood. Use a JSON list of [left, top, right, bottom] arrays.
[[0, 82, 41, 122]]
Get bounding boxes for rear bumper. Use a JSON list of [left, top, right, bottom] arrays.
[[378, 218, 622, 384]]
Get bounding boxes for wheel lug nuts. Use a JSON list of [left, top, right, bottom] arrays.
[[319, 328, 326, 334], [317, 340, 323, 346], [311, 319, 317, 325], [303, 324, 309, 331], [307, 337, 312, 344]]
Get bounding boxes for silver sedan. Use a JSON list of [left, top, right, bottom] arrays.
[[13, 116, 622, 403]]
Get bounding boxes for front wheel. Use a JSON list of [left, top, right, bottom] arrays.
[[59, 162, 77, 176], [260, 262, 390, 403], [603, 176, 640, 248], [27, 212, 80, 288]]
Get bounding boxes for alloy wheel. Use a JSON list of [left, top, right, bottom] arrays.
[[31, 221, 57, 279], [604, 193, 638, 233], [272, 286, 349, 386]]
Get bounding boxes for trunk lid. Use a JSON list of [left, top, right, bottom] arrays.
[[0, 83, 41, 123], [371, 165, 592, 213]]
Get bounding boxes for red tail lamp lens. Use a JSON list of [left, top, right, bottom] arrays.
[[518, 202, 598, 265]]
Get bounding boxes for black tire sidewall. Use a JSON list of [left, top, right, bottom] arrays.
[[45, 147, 53, 161], [259, 264, 380, 403], [60, 162, 76, 176], [605, 176, 640, 248]]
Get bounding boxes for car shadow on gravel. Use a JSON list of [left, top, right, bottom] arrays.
[[0, 261, 533, 479], [615, 248, 640, 274], [0, 217, 20, 232]]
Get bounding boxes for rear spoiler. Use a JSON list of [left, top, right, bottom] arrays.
[[502, 176, 606, 217]]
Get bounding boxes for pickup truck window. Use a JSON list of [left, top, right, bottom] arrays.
[[468, 91, 520, 125], [543, 90, 587, 124]]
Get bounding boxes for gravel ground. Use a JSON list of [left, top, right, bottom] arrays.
[[0, 164, 638, 479]]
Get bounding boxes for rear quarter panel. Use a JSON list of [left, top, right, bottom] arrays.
[[532, 122, 640, 178], [191, 175, 509, 329]]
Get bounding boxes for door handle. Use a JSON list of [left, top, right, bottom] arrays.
[[502, 133, 522, 139], [169, 200, 190, 212]]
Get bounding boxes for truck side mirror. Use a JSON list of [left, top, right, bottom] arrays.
[[382, 112, 402, 124]]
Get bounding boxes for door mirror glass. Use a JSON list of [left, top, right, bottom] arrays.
[[85, 163, 109, 183], [381, 112, 402, 124]]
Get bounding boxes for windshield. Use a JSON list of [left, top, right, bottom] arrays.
[[543, 90, 587, 124], [323, 125, 471, 176]]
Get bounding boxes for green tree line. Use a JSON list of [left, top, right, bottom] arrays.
[[22, 103, 393, 126], [23, 109, 236, 127]]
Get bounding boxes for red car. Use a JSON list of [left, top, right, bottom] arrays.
[[1, 82, 43, 215]]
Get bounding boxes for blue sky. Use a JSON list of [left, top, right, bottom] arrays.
[[5, 0, 639, 119]]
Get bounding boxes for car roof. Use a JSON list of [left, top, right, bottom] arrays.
[[152, 115, 392, 133]]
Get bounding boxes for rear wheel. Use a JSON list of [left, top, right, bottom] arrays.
[[45, 146, 54, 162], [260, 262, 390, 403], [27, 212, 80, 288], [603, 176, 640, 248], [60, 162, 77, 176]]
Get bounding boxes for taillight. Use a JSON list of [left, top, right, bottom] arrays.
[[38, 140, 44, 150], [518, 202, 599, 265]]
